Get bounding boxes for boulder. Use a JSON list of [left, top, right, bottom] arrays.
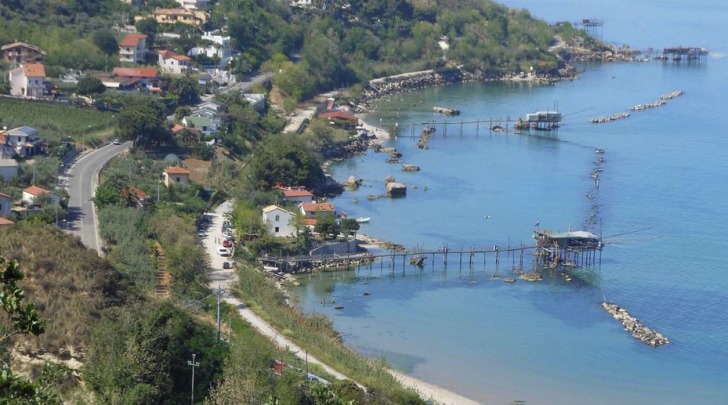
[[386, 182, 407, 197]]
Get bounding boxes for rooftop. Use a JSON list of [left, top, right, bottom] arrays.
[[165, 166, 191, 175], [119, 34, 148, 47]]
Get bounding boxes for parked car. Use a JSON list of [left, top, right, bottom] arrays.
[[112, 138, 121, 145], [223, 261, 231, 269], [223, 239, 232, 248], [198, 230, 206, 237], [217, 247, 229, 256]]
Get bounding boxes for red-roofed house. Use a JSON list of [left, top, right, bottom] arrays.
[[298, 202, 335, 226], [9, 63, 46, 98], [158, 49, 192, 74], [1, 42, 46, 65], [0, 191, 14, 217], [318, 110, 359, 122], [0, 217, 14, 226], [274, 185, 314, 203], [22, 185, 60, 206], [102, 67, 160, 90], [164, 166, 191, 186], [119, 34, 148, 64]]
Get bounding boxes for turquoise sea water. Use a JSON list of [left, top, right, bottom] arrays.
[[294, 1, 728, 403]]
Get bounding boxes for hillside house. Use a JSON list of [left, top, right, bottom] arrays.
[[119, 34, 148, 64], [102, 67, 161, 90], [0, 159, 19, 182], [298, 202, 335, 228], [22, 185, 60, 206], [176, 0, 210, 10], [274, 185, 314, 203], [0, 126, 45, 158], [1, 42, 46, 65], [182, 115, 217, 135], [141, 8, 208, 26], [188, 31, 234, 66], [262, 205, 297, 237], [9, 63, 46, 98], [158, 49, 192, 74], [164, 166, 191, 186], [0, 192, 13, 217]]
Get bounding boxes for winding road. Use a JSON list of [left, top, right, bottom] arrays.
[[64, 141, 132, 254]]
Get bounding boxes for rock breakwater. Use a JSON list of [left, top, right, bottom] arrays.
[[602, 301, 669, 347]]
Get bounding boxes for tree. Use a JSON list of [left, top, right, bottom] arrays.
[[340, 218, 360, 235], [135, 18, 158, 43], [248, 134, 325, 190], [115, 97, 171, 147], [92, 30, 118, 56], [167, 75, 200, 105], [76, 76, 106, 97], [0, 254, 56, 404], [314, 214, 338, 240]]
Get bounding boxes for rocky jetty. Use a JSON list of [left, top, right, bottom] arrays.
[[432, 106, 460, 115], [417, 126, 435, 149], [602, 301, 669, 347], [590, 112, 631, 124], [402, 164, 420, 172]]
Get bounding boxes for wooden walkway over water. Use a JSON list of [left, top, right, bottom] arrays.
[[261, 237, 603, 275]]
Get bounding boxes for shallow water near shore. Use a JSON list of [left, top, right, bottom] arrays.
[[293, 1, 728, 403]]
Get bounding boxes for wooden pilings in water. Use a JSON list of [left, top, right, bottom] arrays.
[[602, 301, 669, 347]]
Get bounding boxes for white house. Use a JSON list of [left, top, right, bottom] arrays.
[[119, 34, 148, 64], [158, 49, 192, 74], [9, 63, 46, 98], [176, 0, 209, 9], [22, 185, 60, 206], [0, 192, 13, 217], [243, 93, 266, 113], [0, 159, 19, 182], [188, 31, 234, 67], [0, 126, 44, 157], [163, 166, 191, 186], [181, 115, 217, 135], [262, 205, 297, 237]]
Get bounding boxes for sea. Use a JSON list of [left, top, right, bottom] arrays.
[[292, 1, 728, 403]]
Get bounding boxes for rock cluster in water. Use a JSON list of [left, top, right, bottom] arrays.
[[602, 301, 669, 347]]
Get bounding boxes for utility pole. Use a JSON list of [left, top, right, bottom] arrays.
[[188, 353, 199, 404]]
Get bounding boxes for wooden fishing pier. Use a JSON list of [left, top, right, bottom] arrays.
[[260, 228, 603, 276], [658, 47, 708, 62]]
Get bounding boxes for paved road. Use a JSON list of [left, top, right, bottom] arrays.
[[64, 141, 132, 254]]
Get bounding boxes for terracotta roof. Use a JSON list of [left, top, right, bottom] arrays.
[[280, 188, 313, 198], [318, 111, 358, 121], [263, 205, 291, 214], [159, 49, 191, 61], [303, 218, 317, 226], [165, 166, 191, 174], [0, 217, 14, 226], [170, 123, 185, 133], [24, 185, 49, 196], [300, 202, 334, 212], [1, 42, 45, 54], [22, 63, 45, 77], [119, 34, 148, 47], [0, 191, 13, 199], [112, 67, 159, 78]]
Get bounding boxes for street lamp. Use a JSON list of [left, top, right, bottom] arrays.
[[188, 353, 199, 404]]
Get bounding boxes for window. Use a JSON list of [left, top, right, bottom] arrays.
[[275, 215, 280, 221], [176, 176, 180, 183], [274, 226, 279, 233]]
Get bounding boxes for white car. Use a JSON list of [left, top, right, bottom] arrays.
[[217, 247, 230, 256]]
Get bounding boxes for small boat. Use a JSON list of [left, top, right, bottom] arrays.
[[355, 217, 370, 223]]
